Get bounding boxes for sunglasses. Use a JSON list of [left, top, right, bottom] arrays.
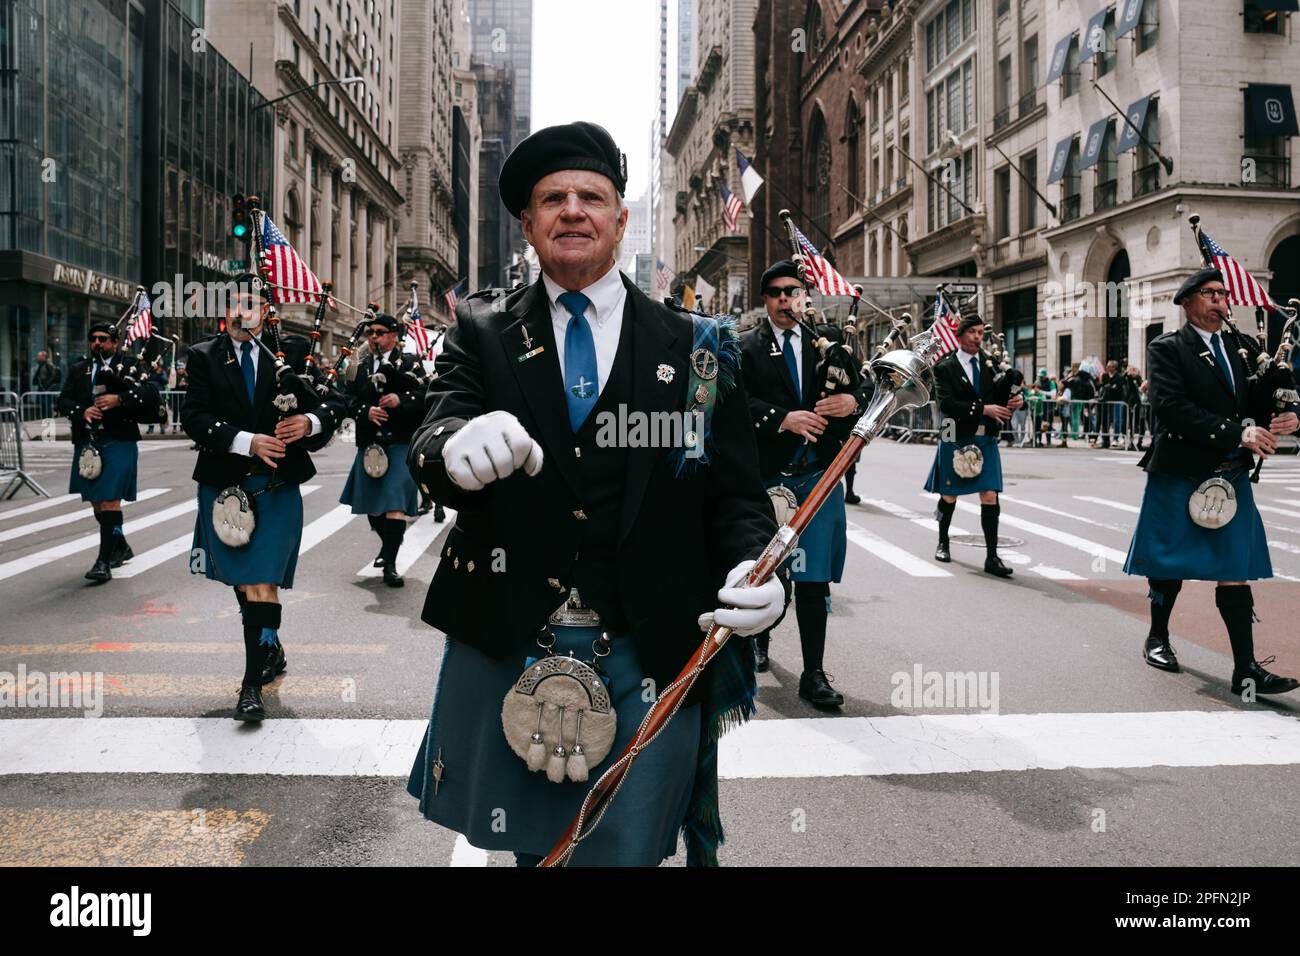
[[88, 334, 112, 343], [366, 328, 392, 337], [764, 285, 803, 298]]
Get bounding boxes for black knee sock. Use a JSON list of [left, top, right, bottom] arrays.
[[754, 629, 771, 654], [1215, 585, 1256, 673], [936, 498, 955, 547], [795, 581, 830, 674], [367, 514, 384, 535], [980, 503, 999, 558], [844, 463, 856, 495], [380, 518, 406, 565], [96, 511, 123, 561], [1146, 578, 1182, 639], [241, 601, 281, 686]]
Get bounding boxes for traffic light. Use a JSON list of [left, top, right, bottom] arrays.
[[231, 194, 249, 241]]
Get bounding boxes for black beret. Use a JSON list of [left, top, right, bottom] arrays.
[[1174, 267, 1225, 305], [760, 260, 801, 290], [368, 313, 399, 332], [231, 273, 269, 301], [88, 322, 117, 339], [499, 122, 627, 219], [956, 313, 985, 335]]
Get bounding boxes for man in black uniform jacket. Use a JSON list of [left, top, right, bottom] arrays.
[[57, 323, 161, 582], [739, 260, 872, 707]]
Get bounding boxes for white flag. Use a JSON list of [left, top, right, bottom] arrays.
[[736, 149, 765, 206], [695, 274, 716, 310]]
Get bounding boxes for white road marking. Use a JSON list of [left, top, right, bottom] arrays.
[[1075, 495, 1139, 514], [943, 497, 1128, 565], [356, 508, 457, 578], [450, 834, 490, 867], [1259, 504, 1300, 520], [845, 520, 950, 577], [298, 503, 354, 555], [0, 493, 79, 521], [116, 486, 323, 579], [5, 711, 1300, 778], [999, 493, 1129, 531], [0, 488, 169, 543]]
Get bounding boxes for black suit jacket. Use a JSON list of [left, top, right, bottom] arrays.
[[739, 319, 871, 476], [181, 334, 339, 488], [56, 353, 160, 445], [345, 349, 427, 447], [933, 348, 1004, 441], [1140, 322, 1270, 481], [407, 274, 780, 693]]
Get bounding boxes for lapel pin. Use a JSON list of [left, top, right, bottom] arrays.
[[518, 345, 545, 363], [521, 326, 534, 350], [656, 363, 675, 384]]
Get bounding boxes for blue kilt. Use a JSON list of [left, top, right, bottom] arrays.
[[1124, 470, 1272, 581], [340, 441, 419, 516], [68, 440, 138, 503], [191, 474, 304, 588], [924, 434, 1004, 496], [407, 624, 702, 866], [765, 470, 846, 583]]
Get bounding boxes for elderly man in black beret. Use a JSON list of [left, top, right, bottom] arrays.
[[925, 313, 1023, 576], [1123, 267, 1298, 696], [404, 121, 787, 866]]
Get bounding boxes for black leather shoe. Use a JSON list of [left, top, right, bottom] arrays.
[[109, 540, 133, 569], [383, 562, 404, 587], [1143, 634, 1180, 672], [84, 559, 112, 582], [260, 641, 287, 685], [234, 684, 265, 721], [844, 492, 861, 505], [984, 556, 1014, 578], [1232, 658, 1300, 696], [372, 551, 383, 568], [418, 498, 433, 515], [754, 641, 769, 673], [798, 670, 844, 709], [934, 542, 951, 563], [434, 504, 446, 523]]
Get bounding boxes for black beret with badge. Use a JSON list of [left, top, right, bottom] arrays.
[[760, 260, 800, 290], [88, 322, 117, 339], [1173, 267, 1225, 306], [498, 121, 628, 219], [369, 312, 400, 332]]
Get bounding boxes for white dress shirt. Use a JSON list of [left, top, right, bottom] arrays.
[[767, 318, 803, 389], [542, 263, 627, 397], [228, 333, 322, 457], [1191, 323, 1235, 390]]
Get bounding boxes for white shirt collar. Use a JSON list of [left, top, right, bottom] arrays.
[[541, 263, 625, 328], [1190, 323, 1224, 350], [768, 318, 800, 343]]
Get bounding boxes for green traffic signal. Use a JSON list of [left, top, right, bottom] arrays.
[[232, 222, 248, 239], [231, 193, 249, 241]]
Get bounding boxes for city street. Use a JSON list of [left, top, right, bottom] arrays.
[[3, 435, 1298, 867]]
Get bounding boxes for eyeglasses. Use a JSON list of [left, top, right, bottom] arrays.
[[88, 334, 112, 343], [366, 328, 391, 337], [764, 285, 803, 298], [1197, 288, 1231, 301]]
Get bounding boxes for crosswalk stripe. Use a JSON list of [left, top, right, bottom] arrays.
[[117, 486, 326, 579], [0, 673, 359, 700], [999, 493, 1129, 532], [0, 641, 387, 657], [4, 710, 1299, 777], [0, 500, 198, 582], [1258, 503, 1300, 520], [298, 502, 354, 554], [356, 508, 456, 578], [1027, 564, 1084, 580], [945, 497, 1128, 565], [0, 493, 79, 521], [845, 520, 950, 577], [1075, 495, 1139, 514], [0, 488, 169, 543], [451, 834, 490, 867]]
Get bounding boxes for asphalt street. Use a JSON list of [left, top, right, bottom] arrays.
[[2, 434, 1299, 867]]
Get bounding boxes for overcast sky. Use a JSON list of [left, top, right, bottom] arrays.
[[531, 0, 660, 202]]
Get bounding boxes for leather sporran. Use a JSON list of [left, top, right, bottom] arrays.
[[213, 485, 257, 547], [952, 443, 984, 479], [78, 445, 102, 480], [1188, 476, 1237, 529], [362, 443, 389, 478]]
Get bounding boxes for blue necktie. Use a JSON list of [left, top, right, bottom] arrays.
[[1210, 332, 1234, 390], [782, 329, 801, 404], [240, 341, 256, 403], [969, 354, 981, 393], [558, 291, 598, 431]]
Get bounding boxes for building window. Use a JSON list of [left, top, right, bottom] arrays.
[[313, 8, 320, 42], [325, 25, 331, 61], [1094, 123, 1118, 211], [846, 97, 862, 201], [1133, 101, 1161, 196], [1061, 140, 1082, 222], [1244, 0, 1287, 34], [292, 41, 300, 70], [925, 0, 975, 71], [285, 189, 303, 247], [995, 55, 1012, 129], [1021, 36, 1039, 114], [1062, 36, 1080, 98], [288, 120, 299, 161], [1137, 0, 1159, 52], [1244, 135, 1290, 188], [1096, 11, 1117, 77], [1020, 152, 1038, 231], [900, 59, 910, 103], [806, 110, 831, 232], [995, 166, 1011, 239]]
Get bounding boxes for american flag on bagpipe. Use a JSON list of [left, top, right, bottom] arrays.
[[1198, 229, 1277, 311], [929, 294, 960, 363], [406, 285, 431, 357], [791, 225, 859, 298], [256, 210, 325, 304], [124, 292, 152, 347]]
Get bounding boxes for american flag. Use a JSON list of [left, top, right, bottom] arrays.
[[929, 295, 960, 363], [124, 292, 152, 347], [443, 278, 467, 318], [406, 288, 431, 357], [791, 224, 859, 298], [719, 181, 744, 231], [257, 211, 324, 304], [1198, 229, 1277, 310], [655, 259, 674, 291]]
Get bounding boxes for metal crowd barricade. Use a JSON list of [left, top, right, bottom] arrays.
[[0, 405, 49, 499]]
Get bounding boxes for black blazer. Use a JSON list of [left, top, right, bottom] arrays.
[[56, 353, 161, 445], [933, 348, 1004, 441], [181, 334, 339, 488], [407, 274, 781, 693], [345, 349, 427, 447], [1140, 322, 1270, 481], [739, 319, 872, 476]]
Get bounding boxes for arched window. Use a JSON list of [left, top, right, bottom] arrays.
[[868, 235, 879, 278], [806, 109, 831, 236], [1267, 234, 1300, 347], [285, 189, 303, 249], [1105, 250, 1131, 364], [806, 1, 826, 53]]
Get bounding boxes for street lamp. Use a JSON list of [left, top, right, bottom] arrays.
[[252, 75, 366, 111]]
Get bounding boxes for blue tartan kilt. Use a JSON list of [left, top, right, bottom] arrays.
[[191, 475, 304, 588], [407, 625, 701, 866], [1123, 471, 1272, 581], [340, 442, 419, 516], [765, 469, 846, 583], [924, 434, 1004, 496], [68, 440, 138, 503]]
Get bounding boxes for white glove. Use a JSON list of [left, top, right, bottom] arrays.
[[697, 559, 786, 642], [442, 410, 544, 491]]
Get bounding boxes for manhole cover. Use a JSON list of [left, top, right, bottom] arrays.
[[949, 533, 1024, 548]]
